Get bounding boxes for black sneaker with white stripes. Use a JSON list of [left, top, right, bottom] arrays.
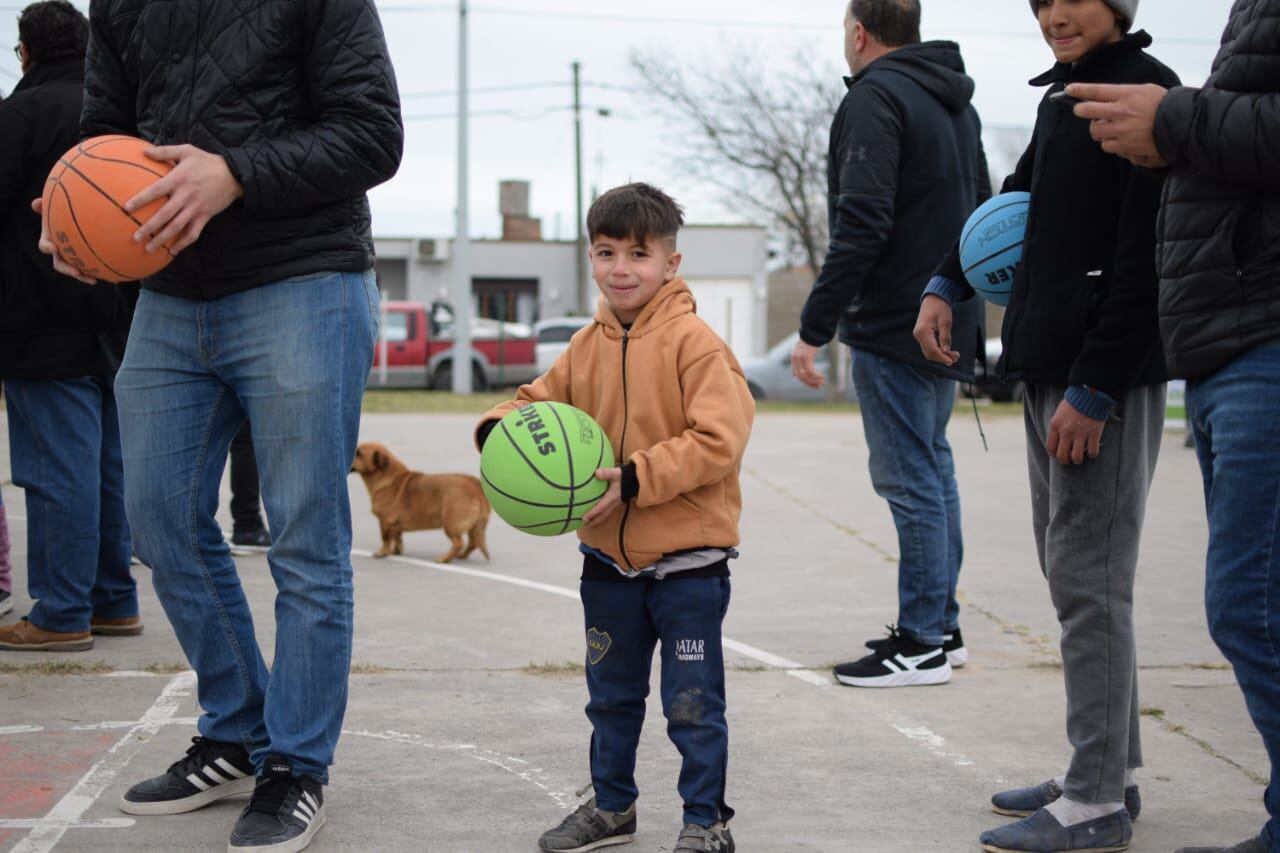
[[120, 736, 255, 815], [836, 631, 952, 687], [229, 756, 325, 853], [866, 625, 969, 668]]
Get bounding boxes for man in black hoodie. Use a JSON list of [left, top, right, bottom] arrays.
[[0, 0, 140, 652], [792, 0, 988, 688]]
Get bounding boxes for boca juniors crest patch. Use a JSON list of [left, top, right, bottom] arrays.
[[586, 628, 612, 665]]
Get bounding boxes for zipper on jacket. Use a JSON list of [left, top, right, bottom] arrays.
[[616, 331, 636, 571]]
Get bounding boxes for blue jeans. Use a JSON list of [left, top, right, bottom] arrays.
[[5, 375, 136, 632], [851, 349, 963, 647], [581, 576, 733, 827], [114, 271, 378, 783], [1187, 341, 1280, 851]]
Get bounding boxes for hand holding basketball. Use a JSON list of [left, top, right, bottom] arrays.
[[582, 468, 623, 526], [126, 145, 243, 255], [32, 197, 98, 285], [914, 295, 959, 366]]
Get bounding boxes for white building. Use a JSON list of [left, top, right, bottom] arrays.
[[371, 182, 770, 359]]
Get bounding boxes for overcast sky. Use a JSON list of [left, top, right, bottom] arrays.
[[0, 1, 1233, 239]]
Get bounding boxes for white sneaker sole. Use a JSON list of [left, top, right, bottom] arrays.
[[229, 805, 325, 853], [834, 665, 952, 688], [540, 834, 635, 853], [947, 647, 969, 668], [121, 775, 254, 815]]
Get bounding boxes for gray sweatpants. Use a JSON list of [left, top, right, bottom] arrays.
[[1023, 382, 1165, 805]]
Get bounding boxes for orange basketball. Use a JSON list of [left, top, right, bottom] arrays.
[[42, 135, 174, 284]]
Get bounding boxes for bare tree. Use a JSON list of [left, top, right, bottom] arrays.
[[630, 45, 845, 273]]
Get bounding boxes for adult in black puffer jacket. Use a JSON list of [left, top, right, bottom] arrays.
[[78, 0, 404, 299], [1072, 4, 1280, 852], [37, 4, 405, 848]]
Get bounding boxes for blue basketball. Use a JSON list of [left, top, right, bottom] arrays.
[[958, 192, 1031, 306]]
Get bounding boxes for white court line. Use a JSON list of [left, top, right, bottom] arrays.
[[0, 820, 133, 830], [358, 550, 979, 769], [343, 729, 577, 809], [10, 671, 195, 853], [0, 725, 43, 735]]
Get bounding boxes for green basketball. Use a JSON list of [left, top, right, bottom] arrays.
[[480, 401, 616, 536]]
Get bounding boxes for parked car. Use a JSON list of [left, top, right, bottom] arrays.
[[965, 336, 1022, 403], [368, 302, 538, 391], [534, 316, 593, 375], [742, 333, 857, 403]]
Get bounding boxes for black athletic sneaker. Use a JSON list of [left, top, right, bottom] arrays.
[[538, 795, 636, 852], [867, 625, 968, 668], [674, 822, 735, 853], [0, 590, 12, 617], [836, 631, 951, 687], [229, 756, 325, 853], [120, 736, 255, 815], [231, 528, 272, 549]]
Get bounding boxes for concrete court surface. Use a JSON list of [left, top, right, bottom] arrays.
[[0, 407, 1270, 853]]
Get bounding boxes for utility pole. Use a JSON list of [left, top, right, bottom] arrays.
[[573, 60, 587, 314], [452, 0, 473, 393]]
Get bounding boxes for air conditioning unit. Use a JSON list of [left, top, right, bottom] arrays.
[[417, 238, 451, 261]]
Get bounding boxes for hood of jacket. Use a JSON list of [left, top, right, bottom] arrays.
[[590, 276, 697, 340], [855, 40, 975, 113]]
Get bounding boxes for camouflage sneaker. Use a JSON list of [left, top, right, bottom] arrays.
[[537, 794, 635, 852], [674, 823, 735, 853]]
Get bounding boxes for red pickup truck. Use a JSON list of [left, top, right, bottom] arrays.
[[368, 301, 539, 390]]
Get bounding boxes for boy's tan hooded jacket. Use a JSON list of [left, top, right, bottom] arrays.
[[477, 277, 754, 571]]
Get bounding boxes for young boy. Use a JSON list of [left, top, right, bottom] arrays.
[[914, 2, 1178, 852], [476, 183, 752, 853]]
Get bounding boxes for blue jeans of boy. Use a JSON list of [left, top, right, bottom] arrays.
[[582, 576, 733, 827], [114, 271, 378, 783], [1187, 341, 1280, 851], [5, 375, 136, 632], [851, 349, 963, 647]]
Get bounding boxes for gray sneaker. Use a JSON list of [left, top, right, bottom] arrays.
[[674, 822, 735, 853], [992, 779, 1142, 820], [1175, 838, 1268, 853], [537, 796, 635, 852], [979, 807, 1131, 852]]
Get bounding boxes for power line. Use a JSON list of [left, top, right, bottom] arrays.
[[373, 3, 1223, 46]]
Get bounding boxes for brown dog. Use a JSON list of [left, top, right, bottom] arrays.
[[350, 442, 491, 563]]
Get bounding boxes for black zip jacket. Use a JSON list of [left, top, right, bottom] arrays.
[[1153, 0, 1280, 380], [0, 58, 137, 379], [934, 32, 1180, 401], [800, 41, 988, 382], [83, 0, 404, 299]]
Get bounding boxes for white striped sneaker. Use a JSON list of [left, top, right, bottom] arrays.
[[228, 756, 325, 853], [121, 736, 256, 815], [834, 633, 952, 688]]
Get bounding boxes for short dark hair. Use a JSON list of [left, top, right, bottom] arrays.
[[587, 182, 684, 246], [850, 0, 921, 47], [17, 0, 88, 64]]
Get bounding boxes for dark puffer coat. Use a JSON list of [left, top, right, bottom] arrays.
[[1153, 0, 1280, 379], [83, 0, 404, 299]]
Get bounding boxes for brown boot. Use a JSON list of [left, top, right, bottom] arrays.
[[90, 615, 144, 636], [0, 619, 93, 651]]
